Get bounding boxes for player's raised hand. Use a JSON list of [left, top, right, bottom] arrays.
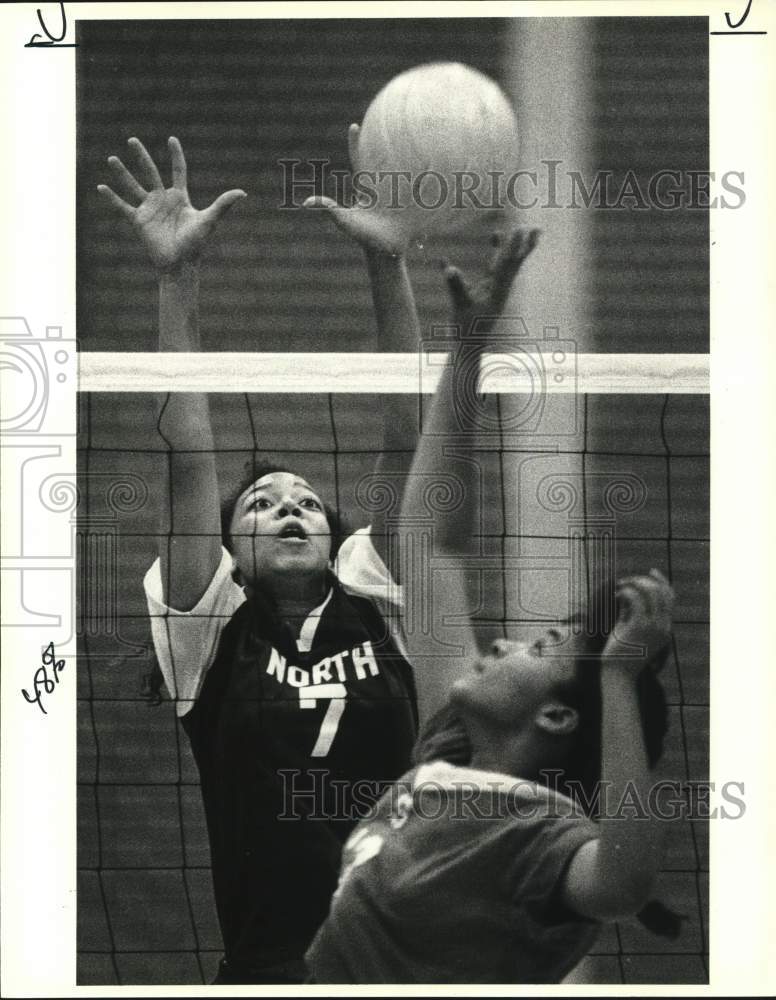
[[443, 226, 540, 333], [303, 123, 408, 256], [604, 569, 675, 672], [97, 137, 246, 273]]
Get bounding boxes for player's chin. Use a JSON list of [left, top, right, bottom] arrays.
[[449, 673, 479, 708], [271, 547, 328, 573], [450, 669, 506, 720]]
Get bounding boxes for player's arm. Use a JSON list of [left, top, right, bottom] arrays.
[[98, 136, 246, 610], [399, 228, 540, 726], [303, 124, 420, 567], [560, 571, 674, 921]]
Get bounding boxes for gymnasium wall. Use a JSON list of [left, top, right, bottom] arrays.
[[590, 17, 708, 353], [77, 18, 512, 354]]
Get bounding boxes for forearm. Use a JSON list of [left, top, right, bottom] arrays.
[[156, 264, 221, 606], [159, 263, 201, 350], [596, 665, 662, 904], [367, 251, 420, 456], [399, 340, 484, 555], [365, 251, 423, 569], [157, 264, 214, 452], [397, 225, 537, 553], [396, 354, 483, 724]]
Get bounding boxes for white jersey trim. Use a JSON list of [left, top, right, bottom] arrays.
[[144, 527, 403, 717], [296, 588, 334, 653]]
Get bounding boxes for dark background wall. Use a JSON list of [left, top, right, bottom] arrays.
[[77, 18, 511, 353], [77, 17, 708, 355], [76, 16, 709, 986], [590, 17, 708, 353]]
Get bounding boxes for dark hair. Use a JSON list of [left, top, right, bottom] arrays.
[[549, 576, 670, 806], [143, 460, 348, 706], [219, 459, 346, 561], [413, 576, 681, 938]]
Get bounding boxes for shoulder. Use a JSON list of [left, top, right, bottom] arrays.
[[335, 526, 403, 610], [144, 547, 247, 715], [144, 546, 245, 618]]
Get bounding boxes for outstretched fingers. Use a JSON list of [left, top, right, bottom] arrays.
[[489, 227, 541, 308], [347, 123, 361, 176], [168, 136, 188, 191], [201, 189, 247, 226], [96, 184, 135, 222], [444, 264, 475, 316], [303, 195, 339, 211], [303, 194, 355, 232], [302, 195, 403, 255], [444, 227, 540, 323], [128, 136, 164, 190], [107, 156, 147, 203]]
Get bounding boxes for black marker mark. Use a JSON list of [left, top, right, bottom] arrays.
[[725, 0, 753, 29], [21, 642, 65, 715], [25, 2, 77, 48], [710, 0, 766, 33]]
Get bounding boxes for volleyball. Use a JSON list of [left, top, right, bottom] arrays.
[[356, 62, 520, 239]]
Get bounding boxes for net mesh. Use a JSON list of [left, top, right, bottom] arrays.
[[77, 388, 708, 985]]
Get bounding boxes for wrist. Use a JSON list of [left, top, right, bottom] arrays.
[[158, 261, 201, 352], [365, 245, 404, 266], [159, 259, 200, 285], [600, 657, 641, 685]]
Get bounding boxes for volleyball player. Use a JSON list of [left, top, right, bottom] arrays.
[[98, 134, 422, 984], [305, 228, 675, 984]]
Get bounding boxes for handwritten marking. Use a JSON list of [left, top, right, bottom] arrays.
[[25, 2, 77, 48], [711, 0, 766, 33], [726, 0, 753, 29], [21, 642, 65, 715]]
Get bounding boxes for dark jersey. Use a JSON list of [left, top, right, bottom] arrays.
[[180, 576, 417, 974]]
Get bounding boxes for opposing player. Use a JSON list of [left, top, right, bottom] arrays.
[[305, 229, 676, 984], [98, 133, 421, 985]]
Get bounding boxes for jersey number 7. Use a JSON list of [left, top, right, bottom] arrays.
[[299, 682, 347, 757]]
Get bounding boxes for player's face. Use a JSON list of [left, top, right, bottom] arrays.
[[229, 472, 332, 586], [450, 628, 587, 730]]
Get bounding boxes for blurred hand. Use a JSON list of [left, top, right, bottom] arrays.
[[97, 136, 246, 272], [303, 123, 407, 256], [603, 569, 675, 673], [443, 226, 540, 332]]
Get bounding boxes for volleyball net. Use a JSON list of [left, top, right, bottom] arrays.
[[76, 368, 708, 986]]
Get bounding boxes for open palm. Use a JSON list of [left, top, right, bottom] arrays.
[[443, 226, 541, 332], [98, 136, 246, 272], [303, 123, 408, 256]]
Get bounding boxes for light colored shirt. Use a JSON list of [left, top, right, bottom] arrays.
[[307, 760, 600, 984]]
